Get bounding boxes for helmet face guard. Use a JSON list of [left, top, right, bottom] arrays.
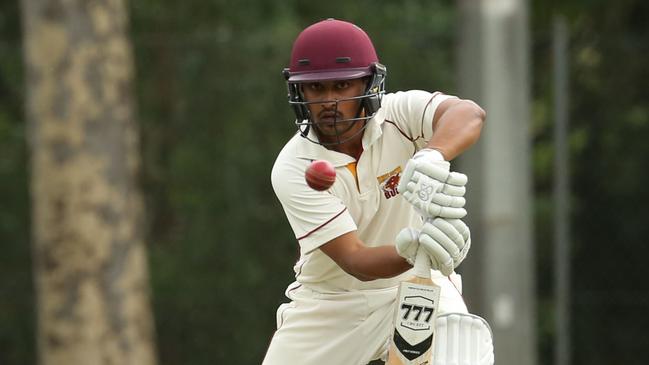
[[283, 63, 386, 146], [283, 19, 387, 146]]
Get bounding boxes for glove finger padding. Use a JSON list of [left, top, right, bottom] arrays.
[[401, 191, 467, 219], [441, 172, 468, 198], [435, 206, 467, 219], [421, 219, 462, 261], [447, 218, 470, 241], [441, 183, 466, 197], [446, 171, 468, 186], [431, 192, 466, 208], [419, 218, 471, 275], [445, 218, 471, 265], [419, 233, 454, 276], [433, 219, 466, 255]]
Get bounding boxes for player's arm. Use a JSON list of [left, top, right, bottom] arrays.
[[396, 98, 483, 220], [427, 98, 486, 160], [319, 231, 412, 281], [320, 219, 471, 281]]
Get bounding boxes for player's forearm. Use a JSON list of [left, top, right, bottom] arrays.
[[428, 100, 485, 160], [345, 245, 412, 281]]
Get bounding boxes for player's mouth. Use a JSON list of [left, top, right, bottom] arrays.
[[317, 111, 342, 125]]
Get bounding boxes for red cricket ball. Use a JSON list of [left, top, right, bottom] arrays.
[[305, 160, 336, 191]]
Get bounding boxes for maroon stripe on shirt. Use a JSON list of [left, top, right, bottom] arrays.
[[421, 91, 442, 138], [297, 207, 348, 241], [384, 119, 415, 142]]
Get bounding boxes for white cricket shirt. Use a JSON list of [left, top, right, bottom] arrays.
[[271, 90, 456, 292]]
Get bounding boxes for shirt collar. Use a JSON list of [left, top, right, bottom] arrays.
[[295, 132, 355, 166], [362, 108, 385, 148]]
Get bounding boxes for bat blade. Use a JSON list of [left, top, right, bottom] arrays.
[[387, 250, 441, 365]]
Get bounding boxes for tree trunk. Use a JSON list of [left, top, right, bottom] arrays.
[[21, 0, 158, 364]]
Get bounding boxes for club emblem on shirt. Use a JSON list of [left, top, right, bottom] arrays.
[[377, 166, 402, 199]]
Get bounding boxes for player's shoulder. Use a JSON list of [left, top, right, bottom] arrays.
[[273, 134, 305, 172], [383, 90, 444, 103], [271, 134, 310, 196], [379, 90, 454, 117], [380, 90, 429, 111]]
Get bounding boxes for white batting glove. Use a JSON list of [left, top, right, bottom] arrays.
[[395, 227, 420, 266], [398, 149, 468, 219], [395, 218, 471, 276], [418, 218, 471, 276]]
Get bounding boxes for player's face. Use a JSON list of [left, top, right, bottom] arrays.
[[301, 78, 367, 143]]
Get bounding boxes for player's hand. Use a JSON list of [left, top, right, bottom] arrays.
[[395, 219, 471, 275], [394, 227, 420, 266], [398, 149, 468, 219], [418, 218, 471, 276]]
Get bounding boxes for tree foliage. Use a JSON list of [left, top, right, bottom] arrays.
[[532, 1, 649, 364]]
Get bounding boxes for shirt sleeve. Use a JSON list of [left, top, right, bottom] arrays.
[[381, 90, 458, 145], [271, 157, 357, 254]]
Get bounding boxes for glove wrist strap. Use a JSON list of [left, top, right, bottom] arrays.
[[415, 148, 446, 162]]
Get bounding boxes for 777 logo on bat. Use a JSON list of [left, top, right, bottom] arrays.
[[399, 296, 435, 331]]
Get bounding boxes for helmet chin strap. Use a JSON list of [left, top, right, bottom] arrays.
[[313, 102, 366, 145]]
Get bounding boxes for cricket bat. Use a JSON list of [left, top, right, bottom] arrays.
[[387, 248, 441, 365]]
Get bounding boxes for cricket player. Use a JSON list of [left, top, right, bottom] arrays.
[[264, 19, 493, 365]]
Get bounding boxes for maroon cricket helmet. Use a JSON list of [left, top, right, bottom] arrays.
[[286, 18, 380, 82], [282, 19, 387, 146]]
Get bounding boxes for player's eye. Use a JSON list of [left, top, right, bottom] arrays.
[[335, 81, 350, 90], [307, 83, 323, 92]]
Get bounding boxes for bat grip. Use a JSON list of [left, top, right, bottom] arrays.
[[413, 247, 431, 278]]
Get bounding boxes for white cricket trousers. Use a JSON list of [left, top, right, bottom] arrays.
[[262, 272, 467, 365]]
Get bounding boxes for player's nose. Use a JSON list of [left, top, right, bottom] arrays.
[[320, 91, 338, 108], [323, 87, 339, 102]]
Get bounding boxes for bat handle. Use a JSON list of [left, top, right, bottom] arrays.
[[413, 247, 431, 278]]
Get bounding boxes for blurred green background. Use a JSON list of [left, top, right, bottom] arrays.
[[1, 0, 648, 364]]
